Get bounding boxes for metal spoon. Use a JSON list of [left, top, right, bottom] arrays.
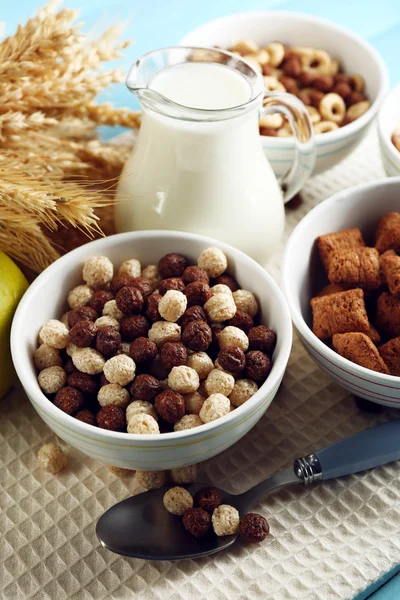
[[97, 419, 400, 560]]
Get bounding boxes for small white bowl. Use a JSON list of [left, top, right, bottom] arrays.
[[282, 177, 400, 408], [378, 84, 400, 177], [11, 231, 292, 470], [180, 11, 389, 177]]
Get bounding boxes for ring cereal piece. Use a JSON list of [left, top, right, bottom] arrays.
[[301, 49, 332, 76], [314, 121, 338, 134], [306, 106, 321, 124], [263, 76, 286, 92], [350, 73, 365, 93], [265, 42, 285, 67], [346, 101, 371, 122], [259, 113, 283, 129], [320, 93, 346, 124]]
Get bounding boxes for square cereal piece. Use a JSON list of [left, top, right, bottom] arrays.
[[380, 250, 400, 296], [317, 228, 365, 272], [379, 337, 400, 376], [375, 292, 400, 338], [310, 288, 369, 340], [328, 247, 380, 291], [315, 283, 347, 297], [333, 333, 389, 374], [375, 212, 400, 253]]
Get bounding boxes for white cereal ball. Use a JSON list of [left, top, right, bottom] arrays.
[[37, 442, 67, 474], [38, 366, 67, 394], [218, 326, 249, 351], [34, 344, 62, 371], [170, 464, 197, 484], [95, 316, 120, 331], [82, 256, 114, 289], [205, 369, 235, 397], [200, 393, 230, 423], [158, 290, 187, 322], [232, 290, 258, 317], [198, 247, 228, 278], [67, 284, 94, 309], [230, 379, 259, 407], [212, 504, 240, 536], [141, 265, 160, 290], [119, 258, 141, 278], [174, 414, 203, 431], [163, 486, 193, 515], [136, 470, 167, 490], [39, 320, 69, 349], [106, 465, 134, 477], [168, 365, 199, 394], [184, 391, 206, 415], [186, 351, 214, 379], [103, 354, 136, 386], [102, 299, 123, 322], [204, 293, 236, 323], [126, 400, 158, 422], [127, 413, 160, 434], [66, 343, 79, 357], [98, 384, 130, 408], [72, 347, 105, 374], [148, 321, 181, 347], [211, 284, 232, 296]]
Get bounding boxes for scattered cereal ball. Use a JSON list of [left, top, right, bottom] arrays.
[[159, 277, 185, 295], [136, 470, 167, 490], [98, 383, 130, 408], [204, 293, 236, 322], [38, 366, 67, 394], [227, 309, 254, 333], [54, 386, 84, 415], [163, 486, 194, 515], [96, 405, 126, 431], [160, 342, 187, 371], [248, 326, 277, 355], [230, 379, 258, 407], [72, 347, 105, 375], [211, 284, 232, 296], [126, 400, 158, 422], [103, 354, 136, 386], [180, 305, 207, 329], [182, 266, 209, 285], [127, 413, 160, 434], [120, 315, 150, 341], [218, 347, 246, 374], [106, 465, 134, 477], [129, 337, 158, 364], [130, 374, 161, 402], [170, 464, 197, 484], [232, 290, 258, 317], [116, 286, 144, 315], [68, 306, 98, 328], [89, 289, 114, 313], [182, 320, 212, 352], [34, 344, 62, 371], [219, 326, 249, 352], [168, 365, 199, 394], [184, 281, 212, 306], [118, 258, 141, 278], [245, 350, 271, 382], [94, 316, 120, 331], [158, 290, 187, 322], [174, 414, 203, 431], [194, 486, 222, 513], [66, 343, 79, 357], [182, 507, 211, 537], [155, 389, 185, 423], [82, 256, 114, 289], [141, 264, 160, 289], [67, 372, 98, 396], [184, 391, 206, 415], [205, 369, 235, 397], [239, 513, 270, 543], [148, 321, 181, 347], [144, 293, 162, 322], [214, 274, 239, 292], [198, 247, 228, 278], [186, 351, 214, 380], [102, 299, 123, 321], [96, 325, 121, 358], [39, 320, 69, 349], [199, 393, 230, 423], [75, 409, 97, 426], [37, 442, 67, 474], [212, 504, 240, 536], [158, 253, 187, 279], [69, 320, 97, 348]]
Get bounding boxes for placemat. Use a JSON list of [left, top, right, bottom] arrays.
[[2, 126, 400, 600]]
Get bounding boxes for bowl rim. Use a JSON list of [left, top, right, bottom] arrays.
[[377, 82, 400, 170], [11, 229, 293, 443], [282, 176, 400, 385], [179, 10, 390, 145]]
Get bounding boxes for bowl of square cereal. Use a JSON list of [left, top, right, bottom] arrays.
[[11, 231, 292, 470], [282, 177, 400, 407], [378, 83, 400, 177]]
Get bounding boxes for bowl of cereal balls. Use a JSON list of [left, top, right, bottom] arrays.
[[282, 177, 400, 407], [378, 83, 400, 177], [180, 11, 389, 177], [11, 231, 292, 470]]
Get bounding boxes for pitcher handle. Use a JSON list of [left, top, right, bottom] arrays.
[[260, 92, 316, 202]]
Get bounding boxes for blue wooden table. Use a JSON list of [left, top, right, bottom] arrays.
[[6, 1, 400, 597]]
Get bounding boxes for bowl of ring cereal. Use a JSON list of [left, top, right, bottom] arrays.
[[282, 177, 400, 408], [180, 11, 389, 177], [378, 83, 400, 177]]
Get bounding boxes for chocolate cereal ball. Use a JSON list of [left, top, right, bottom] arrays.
[[155, 389, 185, 423], [144, 293, 162, 322], [184, 281, 212, 307], [194, 486, 222, 513], [75, 409, 97, 426], [180, 305, 207, 329], [69, 320, 97, 348], [89, 289, 114, 313], [120, 315, 150, 341], [182, 320, 212, 352], [182, 266, 209, 285], [129, 337, 158, 364], [158, 253, 187, 278], [214, 275, 239, 292], [68, 306, 98, 329], [96, 325, 121, 358], [159, 277, 185, 295], [67, 372, 98, 396], [116, 286, 144, 315], [183, 508, 211, 538], [248, 326, 277, 355], [130, 277, 153, 298], [227, 309, 254, 333], [96, 405, 126, 431], [245, 351, 272, 382], [160, 342, 188, 371], [218, 347, 246, 374], [130, 374, 161, 402], [54, 386, 84, 415], [110, 274, 135, 295], [239, 513, 269, 543]]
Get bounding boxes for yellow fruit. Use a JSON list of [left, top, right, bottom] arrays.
[[0, 252, 29, 399]]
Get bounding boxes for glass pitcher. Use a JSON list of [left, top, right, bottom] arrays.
[[115, 47, 316, 264]]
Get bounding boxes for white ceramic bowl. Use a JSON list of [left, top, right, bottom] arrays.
[[378, 84, 400, 177], [180, 11, 389, 177], [282, 177, 400, 408], [11, 231, 292, 470]]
